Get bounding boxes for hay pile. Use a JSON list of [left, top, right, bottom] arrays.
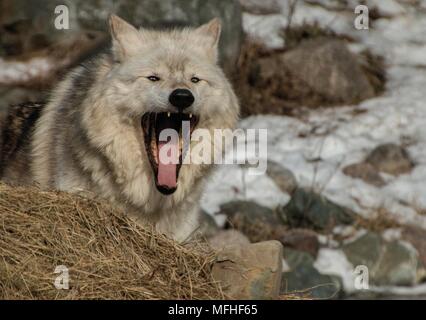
[[0, 183, 223, 300]]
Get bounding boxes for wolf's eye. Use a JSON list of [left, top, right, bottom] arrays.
[[191, 77, 201, 83], [147, 76, 160, 82]]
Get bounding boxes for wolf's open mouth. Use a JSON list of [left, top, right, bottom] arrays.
[[141, 112, 198, 195]]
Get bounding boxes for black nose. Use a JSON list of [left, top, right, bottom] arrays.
[[169, 89, 194, 110]]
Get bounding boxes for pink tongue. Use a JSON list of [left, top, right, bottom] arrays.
[[157, 141, 179, 188]]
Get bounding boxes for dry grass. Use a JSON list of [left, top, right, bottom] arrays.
[[417, 209, 426, 216], [354, 208, 401, 233], [0, 183, 223, 300], [279, 292, 313, 300]]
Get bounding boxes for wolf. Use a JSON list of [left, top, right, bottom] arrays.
[[0, 15, 240, 242]]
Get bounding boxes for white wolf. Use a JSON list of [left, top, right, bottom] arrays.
[[0, 15, 240, 242]]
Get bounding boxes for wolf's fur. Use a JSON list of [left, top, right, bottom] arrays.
[[0, 16, 239, 242]]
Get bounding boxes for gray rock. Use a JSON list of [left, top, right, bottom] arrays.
[[208, 229, 250, 251], [280, 39, 376, 105], [343, 162, 386, 187], [402, 226, 426, 270], [279, 229, 320, 258], [343, 232, 419, 286], [366, 143, 414, 176], [343, 144, 414, 186], [278, 188, 355, 231], [239, 0, 282, 15], [220, 200, 277, 224], [220, 200, 286, 242], [266, 160, 298, 195], [281, 249, 342, 299], [284, 248, 315, 266], [0, 0, 242, 75], [196, 210, 219, 239], [377, 241, 418, 286], [212, 240, 283, 299], [342, 232, 383, 270]]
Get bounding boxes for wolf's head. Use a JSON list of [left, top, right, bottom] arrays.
[[82, 15, 239, 204]]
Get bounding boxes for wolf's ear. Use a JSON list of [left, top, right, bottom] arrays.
[[196, 18, 221, 61], [108, 14, 141, 61]]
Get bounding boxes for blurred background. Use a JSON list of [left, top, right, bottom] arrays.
[[1, 0, 426, 299]]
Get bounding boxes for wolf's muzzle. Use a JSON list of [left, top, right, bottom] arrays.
[[169, 89, 194, 110]]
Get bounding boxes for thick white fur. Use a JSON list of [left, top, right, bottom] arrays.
[[31, 15, 240, 242]]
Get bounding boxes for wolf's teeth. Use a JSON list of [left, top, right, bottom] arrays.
[[168, 112, 171, 118], [189, 113, 192, 119]]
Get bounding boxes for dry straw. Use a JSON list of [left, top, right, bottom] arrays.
[[0, 183, 223, 300]]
